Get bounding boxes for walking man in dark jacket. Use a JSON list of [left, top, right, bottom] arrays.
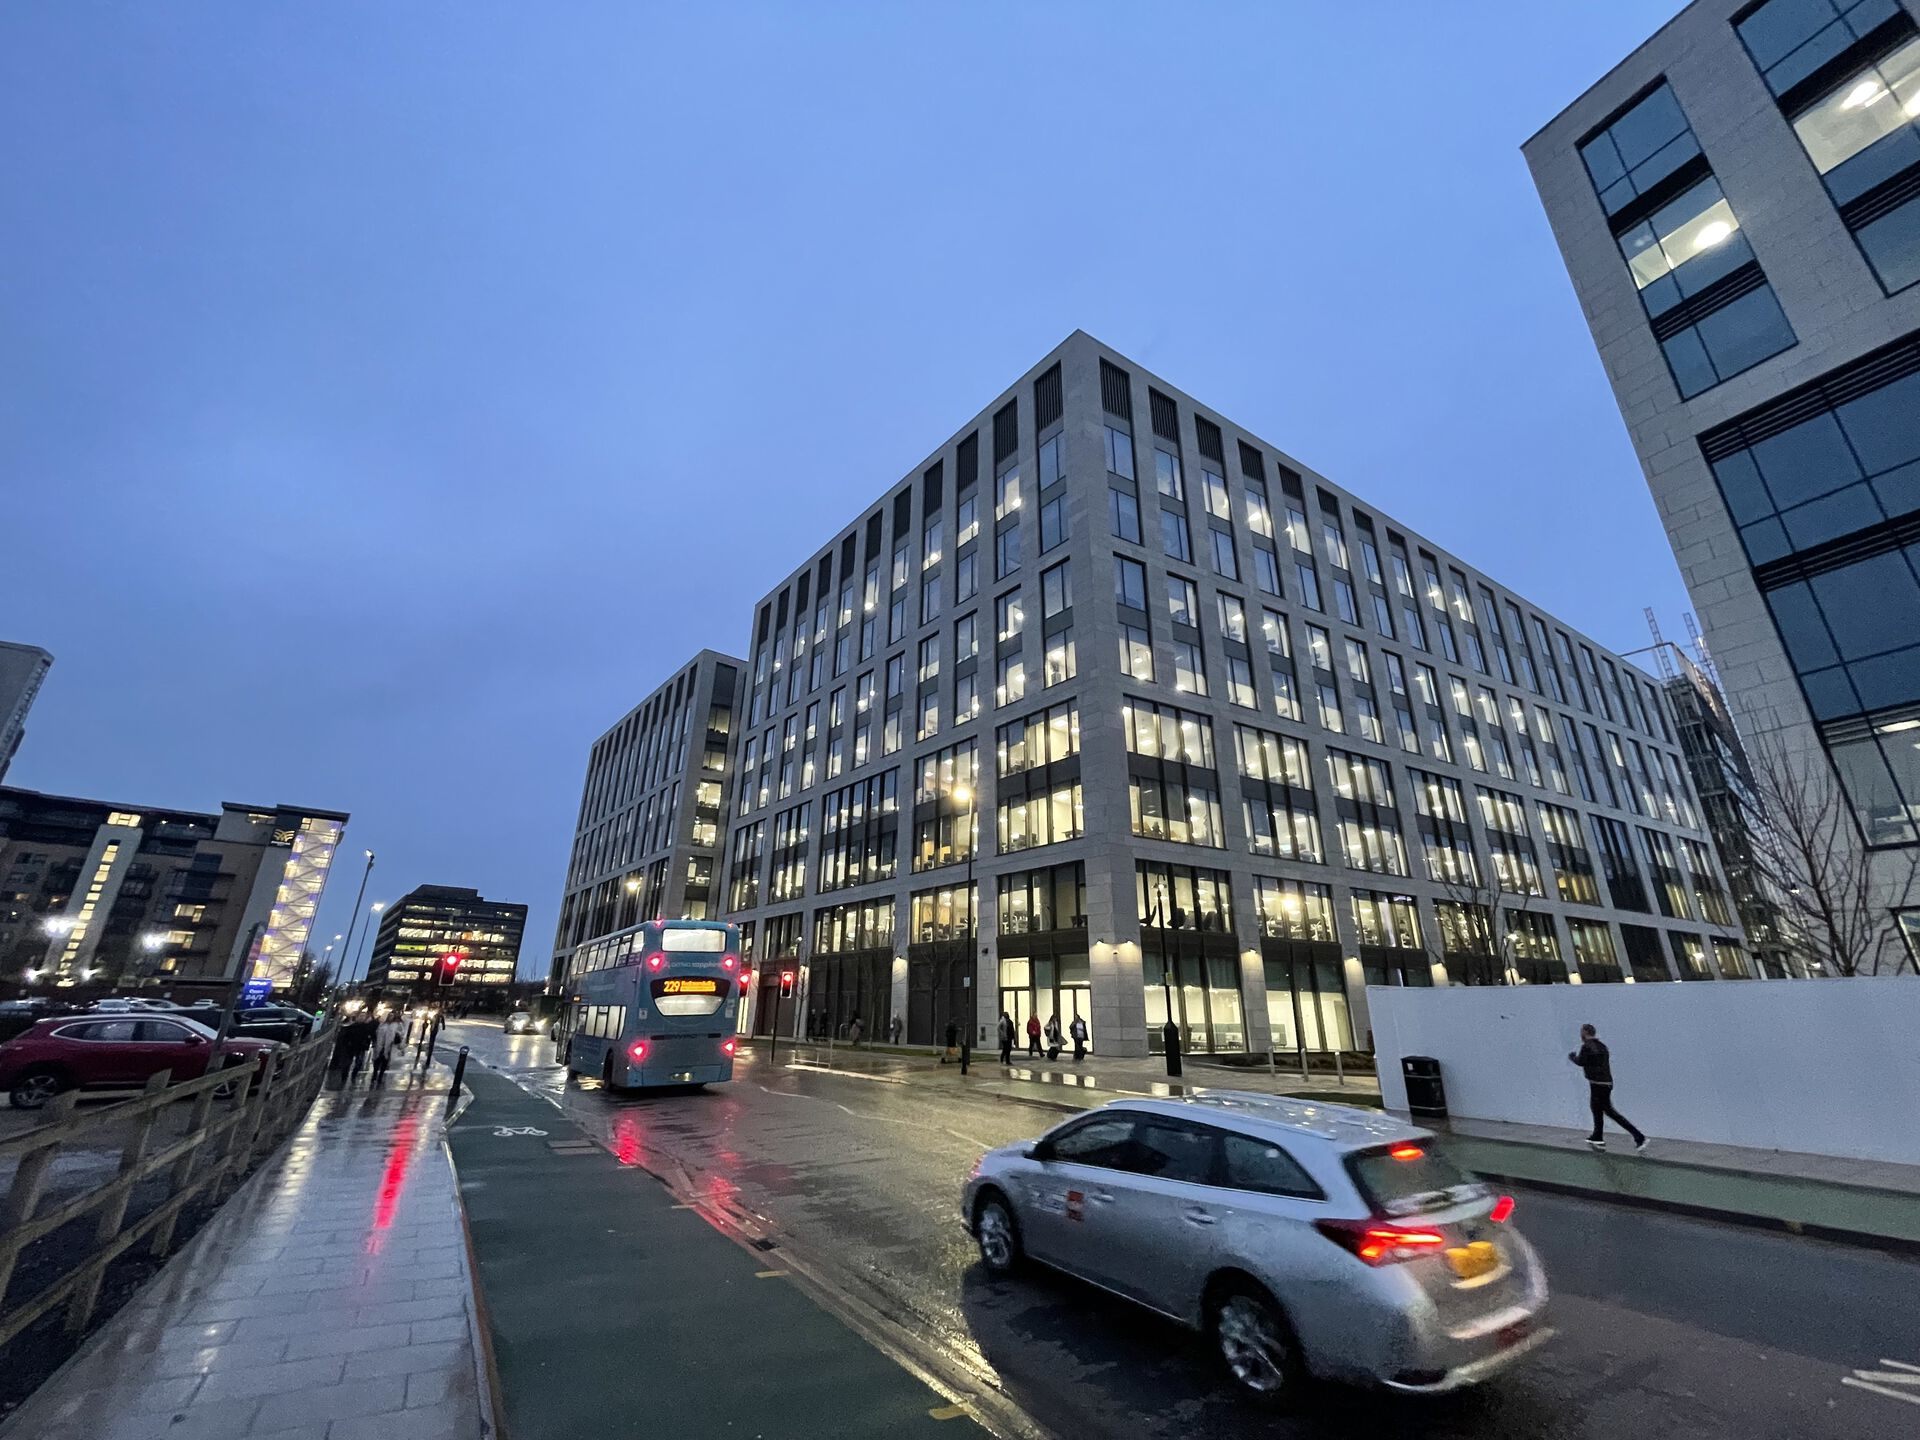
[[1569, 1023, 1647, 1152]]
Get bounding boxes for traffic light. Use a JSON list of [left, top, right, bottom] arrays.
[[779, 969, 796, 999], [436, 954, 462, 988]]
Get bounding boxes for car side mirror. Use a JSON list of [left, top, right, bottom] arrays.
[[1024, 1142, 1046, 1162]]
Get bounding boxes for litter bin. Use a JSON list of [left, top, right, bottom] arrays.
[[1401, 1055, 1447, 1119]]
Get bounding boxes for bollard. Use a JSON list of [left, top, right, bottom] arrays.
[[1298, 1045, 1310, 1083], [424, 1024, 439, 1070], [1334, 1048, 1345, 1088], [959, 1038, 970, 1075], [1163, 1020, 1183, 1079], [448, 1045, 469, 1115]]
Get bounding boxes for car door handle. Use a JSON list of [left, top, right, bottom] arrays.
[[1183, 1207, 1216, 1227]]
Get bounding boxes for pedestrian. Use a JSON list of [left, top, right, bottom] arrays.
[[1569, 1022, 1647, 1153], [1044, 1014, 1064, 1060], [997, 1011, 1014, 1065], [943, 1019, 959, 1063], [1069, 1014, 1088, 1063], [370, 1013, 404, 1085], [889, 1014, 902, 1046], [1025, 1012, 1043, 1057], [343, 1012, 377, 1083], [849, 1015, 864, 1047]]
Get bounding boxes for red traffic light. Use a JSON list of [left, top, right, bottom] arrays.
[[778, 970, 796, 999]]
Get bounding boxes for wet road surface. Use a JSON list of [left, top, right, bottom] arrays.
[[447, 1021, 1920, 1439]]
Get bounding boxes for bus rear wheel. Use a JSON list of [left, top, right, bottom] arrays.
[[601, 1053, 621, 1092]]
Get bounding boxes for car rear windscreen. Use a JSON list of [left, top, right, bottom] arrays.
[[1346, 1144, 1484, 1218]]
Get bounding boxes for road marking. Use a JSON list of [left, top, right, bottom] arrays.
[[1843, 1359, 1920, 1406], [757, 1084, 993, 1150], [927, 1403, 970, 1421], [671, 1203, 697, 1210], [491, 1126, 548, 1137], [754, 1268, 789, 1279]]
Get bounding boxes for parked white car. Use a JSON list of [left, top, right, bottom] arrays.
[[962, 1092, 1550, 1402]]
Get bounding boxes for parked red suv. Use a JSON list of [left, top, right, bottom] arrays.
[[0, 1014, 279, 1110]]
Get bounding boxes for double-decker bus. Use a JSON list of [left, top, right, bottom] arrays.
[[562, 920, 746, 1090]]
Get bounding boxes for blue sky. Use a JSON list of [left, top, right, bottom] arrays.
[[0, 2, 1688, 979]]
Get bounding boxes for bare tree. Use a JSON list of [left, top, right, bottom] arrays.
[[1423, 845, 1548, 985], [1748, 738, 1919, 977]]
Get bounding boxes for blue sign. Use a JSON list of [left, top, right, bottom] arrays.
[[241, 978, 273, 1006]]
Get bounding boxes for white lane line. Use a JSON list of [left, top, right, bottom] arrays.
[[1842, 1358, 1920, 1406]]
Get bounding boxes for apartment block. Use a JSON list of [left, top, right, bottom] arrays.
[[721, 332, 1749, 1059], [0, 642, 53, 784], [0, 790, 348, 993], [548, 649, 741, 990], [1526, 0, 1920, 969]]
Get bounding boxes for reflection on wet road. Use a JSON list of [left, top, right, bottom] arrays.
[[451, 1021, 1920, 1440]]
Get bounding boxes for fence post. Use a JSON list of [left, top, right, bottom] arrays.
[[0, 1091, 76, 1303], [153, 1084, 219, 1258], [65, 1074, 170, 1336]]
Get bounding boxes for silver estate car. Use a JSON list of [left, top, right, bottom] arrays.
[[961, 1091, 1550, 1402]]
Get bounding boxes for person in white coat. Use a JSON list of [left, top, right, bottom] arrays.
[[371, 1015, 406, 1085]]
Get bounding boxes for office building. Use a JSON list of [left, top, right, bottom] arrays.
[[0, 643, 53, 784], [1526, 0, 1920, 970], [547, 651, 740, 990], [365, 884, 527, 993], [0, 790, 348, 993], [722, 332, 1748, 1059]]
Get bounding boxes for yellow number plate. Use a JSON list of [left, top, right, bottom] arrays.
[[1446, 1240, 1498, 1280]]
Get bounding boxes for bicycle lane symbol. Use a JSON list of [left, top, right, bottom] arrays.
[[491, 1126, 548, 1138]]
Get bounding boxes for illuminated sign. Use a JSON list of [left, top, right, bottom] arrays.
[[658, 977, 720, 996]]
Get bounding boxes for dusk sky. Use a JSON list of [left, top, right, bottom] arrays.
[[2, 2, 1691, 980]]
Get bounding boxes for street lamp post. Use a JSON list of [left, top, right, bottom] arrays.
[[1153, 881, 1182, 1079], [348, 901, 385, 989], [334, 851, 375, 994]]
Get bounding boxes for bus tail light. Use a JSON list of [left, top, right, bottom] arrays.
[[645, 953, 667, 971], [627, 1040, 649, 1063], [721, 954, 738, 971], [721, 1037, 737, 1056]]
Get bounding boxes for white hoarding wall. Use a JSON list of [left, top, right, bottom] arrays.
[[1368, 978, 1920, 1165]]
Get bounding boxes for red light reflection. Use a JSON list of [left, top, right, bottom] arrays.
[[366, 1115, 420, 1253], [611, 1114, 644, 1166]]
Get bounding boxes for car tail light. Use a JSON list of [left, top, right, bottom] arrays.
[[645, 953, 666, 971], [1489, 1195, 1514, 1224], [1316, 1218, 1447, 1266], [1389, 1143, 1424, 1161], [627, 1040, 649, 1063], [721, 1037, 737, 1056]]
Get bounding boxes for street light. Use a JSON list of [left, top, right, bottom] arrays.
[[41, 916, 77, 937], [347, 901, 385, 988], [335, 850, 376, 992]]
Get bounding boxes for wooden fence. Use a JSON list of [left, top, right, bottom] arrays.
[[0, 1028, 334, 1348]]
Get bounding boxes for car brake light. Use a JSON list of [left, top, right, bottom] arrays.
[[627, 1040, 649, 1063], [1316, 1218, 1447, 1266], [646, 953, 666, 970], [721, 1037, 737, 1056], [1389, 1144, 1424, 1161], [1489, 1195, 1514, 1224]]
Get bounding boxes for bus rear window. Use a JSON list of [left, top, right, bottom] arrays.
[[1345, 1144, 1484, 1219], [659, 928, 729, 953]]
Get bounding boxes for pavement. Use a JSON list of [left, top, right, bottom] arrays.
[[448, 1019, 1920, 1440], [0, 1060, 489, 1440]]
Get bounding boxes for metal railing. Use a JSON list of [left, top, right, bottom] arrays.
[[0, 1029, 333, 1349]]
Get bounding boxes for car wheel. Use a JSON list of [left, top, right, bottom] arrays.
[[974, 1192, 1023, 1276], [1210, 1280, 1305, 1405], [9, 1067, 68, 1110]]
